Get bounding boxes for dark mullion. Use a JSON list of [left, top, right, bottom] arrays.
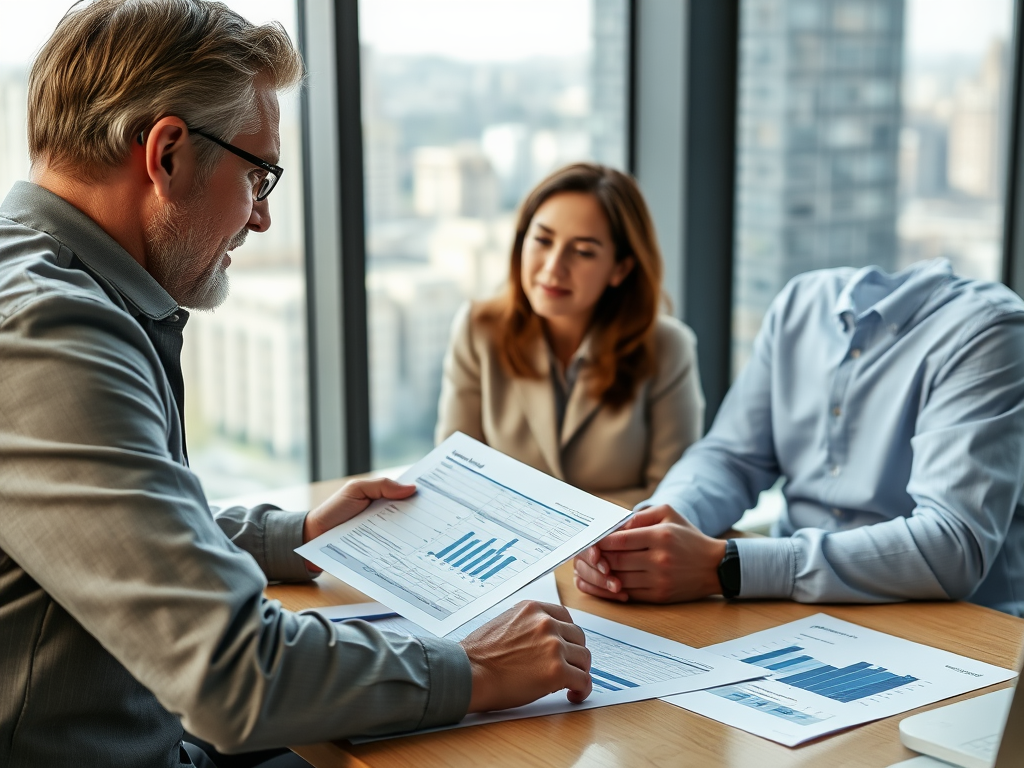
[[626, 0, 639, 175], [681, 0, 740, 426], [296, 0, 319, 479], [334, 1, 372, 474], [1002, 0, 1024, 295]]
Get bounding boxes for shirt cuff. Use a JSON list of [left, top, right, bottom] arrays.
[[263, 508, 317, 583], [415, 636, 473, 730], [734, 537, 796, 599]]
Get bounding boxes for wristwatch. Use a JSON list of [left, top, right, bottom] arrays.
[[717, 539, 741, 599]]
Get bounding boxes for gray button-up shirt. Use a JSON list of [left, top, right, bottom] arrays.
[[0, 182, 471, 767]]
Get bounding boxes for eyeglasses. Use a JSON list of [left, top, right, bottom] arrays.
[[189, 127, 283, 202]]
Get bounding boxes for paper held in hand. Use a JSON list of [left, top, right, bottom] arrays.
[[295, 432, 633, 636]]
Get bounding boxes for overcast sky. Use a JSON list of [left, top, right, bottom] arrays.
[[0, 0, 1013, 69]]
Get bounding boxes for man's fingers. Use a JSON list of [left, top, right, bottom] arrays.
[[576, 545, 607, 570], [624, 506, 672, 529], [561, 660, 593, 702], [574, 558, 621, 593], [532, 600, 571, 623], [380, 478, 417, 499], [554, 618, 586, 649], [561, 635, 591, 671], [603, 549, 655, 573], [574, 574, 629, 602], [597, 525, 662, 552], [617, 571, 656, 590], [344, 477, 416, 501]]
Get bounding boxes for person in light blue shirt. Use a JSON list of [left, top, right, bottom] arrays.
[[573, 259, 1024, 616]]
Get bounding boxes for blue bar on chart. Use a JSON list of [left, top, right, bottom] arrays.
[[480, 555, 516, 581], [453, 538, 496, 568], [778, 662, 918, 703], [470, 539, 519, 577], [429, 532, 474, 560], [740, 646, 805, 665], [445, 539, 480, 564], [765, 655, 815, 671], [590, 667, 639, 690], [833, 674, 917, 702]]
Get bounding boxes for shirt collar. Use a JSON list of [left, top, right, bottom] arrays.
[[546, 331, 592, 385], [0, 181, 178, 320], [834, 259, 953, 333]]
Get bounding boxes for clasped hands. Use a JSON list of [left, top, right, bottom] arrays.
[[573, 505, 727, 603], [302, 477, 592, 713]]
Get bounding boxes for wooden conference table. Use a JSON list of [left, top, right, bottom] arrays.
[[248, 478, 1024, 768]]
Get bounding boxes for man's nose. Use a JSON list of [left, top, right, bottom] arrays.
[[247, 198, 271, 233]]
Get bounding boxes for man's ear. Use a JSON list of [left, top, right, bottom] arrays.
[[609, 254, 636, 288], [142, 116, 195, 203]]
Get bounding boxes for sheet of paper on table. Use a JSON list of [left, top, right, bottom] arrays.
[[295, 432, 633, 636], [664, 613, 1018, 747], [351, 612, 764, 741]]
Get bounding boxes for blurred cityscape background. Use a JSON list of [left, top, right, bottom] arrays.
[[0, 0, 1013, 498]]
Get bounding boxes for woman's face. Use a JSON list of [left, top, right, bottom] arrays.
[[520, 191, 633, 330]]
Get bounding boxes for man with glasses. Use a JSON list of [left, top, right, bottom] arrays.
[[0, 2, 591, 767]]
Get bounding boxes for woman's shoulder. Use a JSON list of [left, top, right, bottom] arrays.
[[449, 299, 502, 352], [652, 313, 697, 357]]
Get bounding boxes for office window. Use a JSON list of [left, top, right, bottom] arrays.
[[360, 0, 629, 469], [732, 0, 1015, 374], [181, 0, 310, 498], [1, 2, 310, 498]]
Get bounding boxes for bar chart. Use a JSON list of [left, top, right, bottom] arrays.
[[428, 531, 519, 581], [738, 645, 919, 703], [315, 455, 588, 621], [665, 613, 1016, 747]]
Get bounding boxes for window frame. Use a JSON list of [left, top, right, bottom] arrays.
[[298, 0, 1024, 473]]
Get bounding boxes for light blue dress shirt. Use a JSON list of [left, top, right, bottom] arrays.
[[644, 259, 1024, 615]]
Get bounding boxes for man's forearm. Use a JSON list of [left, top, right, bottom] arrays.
[[734, 512, 975, 603]]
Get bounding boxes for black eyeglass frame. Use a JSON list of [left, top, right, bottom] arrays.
[[186, 127, 283, 202]]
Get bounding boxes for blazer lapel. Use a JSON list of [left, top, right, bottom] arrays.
[[560, 365, 602, 449], [513, 337, 565, 480], [560, 335, 602, 448]]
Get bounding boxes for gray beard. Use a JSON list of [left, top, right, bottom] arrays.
[[145, 199, 245, 311]]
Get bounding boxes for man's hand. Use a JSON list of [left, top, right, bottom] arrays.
[[573, 505, 726, 603], [460, 601, 592, 712], [301, 478, 416, 572]]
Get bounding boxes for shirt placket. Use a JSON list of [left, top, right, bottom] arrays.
[[825, 314, 868, 516]]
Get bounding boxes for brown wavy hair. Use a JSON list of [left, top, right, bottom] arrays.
[[478, 162, 664, 409]]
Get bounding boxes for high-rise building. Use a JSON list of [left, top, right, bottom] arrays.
[[590, 0, 628, 170], [947, 39, 1009, 201], [0, 70, 28, 196], [733, 0, 905, 371], [412, 144, 500, 219]]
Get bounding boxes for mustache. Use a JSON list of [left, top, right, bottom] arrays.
[[227, 229, 248, 251]]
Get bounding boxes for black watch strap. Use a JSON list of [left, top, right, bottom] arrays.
[[717, 539, 741, 599]]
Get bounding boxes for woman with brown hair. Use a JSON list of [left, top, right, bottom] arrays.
[[435, 162, 704, 508]]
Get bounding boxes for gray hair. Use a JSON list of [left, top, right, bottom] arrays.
[[28, 0, 303, 179]]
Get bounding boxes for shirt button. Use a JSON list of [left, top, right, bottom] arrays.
[[889, 323, 898, 334], [169, 313, 179, 322], [832, 407, 842, 417], [850, 348, 861, 359], [832, 507, 843, 518], [830, 465, 841, 477]]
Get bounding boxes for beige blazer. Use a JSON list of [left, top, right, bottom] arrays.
[[435, 302, 705, 508]]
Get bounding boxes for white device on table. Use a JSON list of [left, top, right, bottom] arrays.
[[887, 670, 1023, 768]]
